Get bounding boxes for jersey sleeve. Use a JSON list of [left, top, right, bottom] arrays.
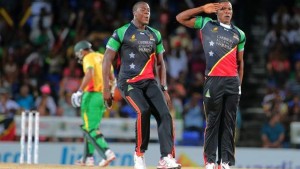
[[106, 30, 121, 51], [148, 27, 165, 54], [237, 29, 246, 52], [106, 24, 130, 52], [194, 16, 212, 29], [83, 55, 94, 72], [155, 31, 164, 54]]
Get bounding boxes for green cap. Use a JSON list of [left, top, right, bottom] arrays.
[[74, 40, 92, 53]]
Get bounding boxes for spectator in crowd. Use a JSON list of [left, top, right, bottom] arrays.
[[0, 87, 20, 141], [170, 26, 193, 52], [166, 40, 188, 80], [287, 95, 300, 110], [292, 5, 300, 25], [263, 25, 289, 52], [168, 88, 184, 120], [59, 59, 82, 96], [15, 84, 35, 111], [45, 49, 65, 96], [119, 100, 136, 118], [2, 50, 18, 87], [266, 42, 290, 87], [57, 91, 78, 117], [262, 89, 288, 117], [286, 21, 300, 46], [30, 6, 54, 49], [286, 71, 300, 96], [271, 5, 290, 26], [35, 84, 57, 116], [151, 10, 172, 38], [21, 46, 45, 88], [289, 104, 300, 122], [182, 92, 204, 136], [0, 87, 20, 118], [261, 113, 285, 148]]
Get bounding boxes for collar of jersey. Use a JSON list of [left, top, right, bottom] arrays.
[[220, 22, 232, 29], [130, 21, 148, 32], [215, 20, 235, 30]]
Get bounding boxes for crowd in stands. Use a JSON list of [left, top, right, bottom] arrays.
[[261, 1, 300, 148], [0, 0, 299, 148]]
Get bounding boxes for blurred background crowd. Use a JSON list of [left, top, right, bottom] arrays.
[[0, 0, 300, 148]]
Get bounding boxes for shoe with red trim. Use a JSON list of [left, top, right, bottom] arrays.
[[157, 154, 181, 169]]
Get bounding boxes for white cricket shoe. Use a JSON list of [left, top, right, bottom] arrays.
[[75, 156, 94, 166], [134, 152, 147, 169], [205, 162, 215, 169], [99, 149, 116, 167], [221, 162, 230, 169], [157, 154, 181, 169]]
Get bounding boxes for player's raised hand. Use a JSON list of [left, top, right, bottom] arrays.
[[202, 3, 222, 14]]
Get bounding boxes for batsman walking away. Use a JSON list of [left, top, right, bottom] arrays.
[[71, 40, 116, 167]]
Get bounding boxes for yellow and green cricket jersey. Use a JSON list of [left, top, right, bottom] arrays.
[[82, 52, 104, 92]]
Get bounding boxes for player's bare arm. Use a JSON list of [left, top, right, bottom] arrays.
[[156, 53, 171, 105], [109, 70, 116, 94], [237, 51, 244, 85], [156, 53, 167, 87], [176, 3, 221, 28], [103, 48, 117, 101]]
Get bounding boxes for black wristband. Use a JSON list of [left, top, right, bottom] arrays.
[[161, 85, 168, 91]]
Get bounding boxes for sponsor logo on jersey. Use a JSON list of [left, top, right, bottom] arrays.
[[233, 33, 239, 41], [130, 34, 136, 42], [149, 34, 155, 41], [212, 27, 218, 32]]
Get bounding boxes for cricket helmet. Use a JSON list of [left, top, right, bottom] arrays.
[[74, 40, 92, 64]]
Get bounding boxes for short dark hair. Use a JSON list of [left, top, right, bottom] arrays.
[[132, 1, 148, 12]]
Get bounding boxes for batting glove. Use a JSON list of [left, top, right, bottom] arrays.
[[71, 91, 83, 107]]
